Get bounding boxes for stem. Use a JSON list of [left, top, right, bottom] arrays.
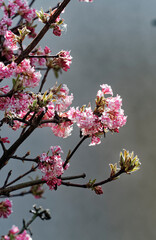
[[0, 111, 45, 170], [27, 55, 58, 58], [38, 67, 50, 92], [63, 135, 89, 169], [61, 173, 86, 181], [0, 179, 46, 196], [5, 165, 38, 188], [61, 169, 125, 189], [11, 155, 38, 163]]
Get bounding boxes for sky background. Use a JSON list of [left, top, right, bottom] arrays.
[[1, 0, 156, 239]]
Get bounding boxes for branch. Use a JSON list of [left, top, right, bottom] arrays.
[[63, 135, 89, 169], [0, 179, 46, 196], [4, 165, 38, 188], [61, 169, 125, 189], [38, 67, 50, 92], [0, 111, 45, 170]]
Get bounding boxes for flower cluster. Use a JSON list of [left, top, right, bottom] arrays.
[[0, 199, 12, 218], [1, 225, 32, 240], [46, 50, 72, 77], [0, 0, 36, 35], [66, 84, 127, 145], [38, 146, 68, 190], [36, 8, 66, 37]]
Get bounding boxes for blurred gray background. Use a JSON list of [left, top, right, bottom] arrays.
[[0, 0, 156, 239]]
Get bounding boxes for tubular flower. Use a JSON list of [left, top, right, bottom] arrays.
[[38, 146, 69, 190], [67, 84, 127, 146], [2, 225, 32, 240], [0, 199, 12, 218]]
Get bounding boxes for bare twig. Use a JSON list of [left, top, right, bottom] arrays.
[[38, 67, 50, 92], [63, 135, 89, 169], [2, 170, 12, 188]]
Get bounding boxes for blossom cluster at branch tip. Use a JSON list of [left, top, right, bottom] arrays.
[[38, 146, 69, 190], [36, 8, 67, 37], [1, 225, 32, 240], [0, 199, 12, 218]]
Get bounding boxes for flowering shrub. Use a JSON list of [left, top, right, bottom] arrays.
[[0, 0, 141, 238]]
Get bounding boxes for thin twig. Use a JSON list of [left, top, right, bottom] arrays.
[[2, 170, 12, 188], [63, 135, 89, 169], [5, 165, 38, 188], [27, 55, 58, 58], [11, 155, 39, 163], [38, 67, 50, 92], [61, 173, 86, 180], [0, 179, 46, 196], [61, 169, 125, 189]]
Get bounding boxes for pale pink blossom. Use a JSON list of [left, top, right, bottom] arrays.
[[100, 84, 113, 95], [51, 121, 73, 138], [0, 199, 12, 218], [50, 50, 72, 72], [4, 30, 19, 50], [0, 14, 12, 35], [3, 225, 32, 240], [55, 84, 73, 112], [39, 146, 66, 190], [0, 61, 16, 80], [15, 59, 41, 88]]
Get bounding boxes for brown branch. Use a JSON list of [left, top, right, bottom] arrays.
[[27, 55, 58, 58], [0, 179, 46, 196], [61, 169, 125, 189], [4, 165, 38, 188], [0, 111, 45, 170], [63, 135, 89, 169], [11, 155, 39, 163], [38, 67, 50, 92]]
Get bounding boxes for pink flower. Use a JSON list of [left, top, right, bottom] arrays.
[[55, 84, 73, 112], [4, 30, 19, 50], [0, 61, 16, 80], [0, 199, 12, 218], [100, 84, 113, 95], [0, 137, 10, 143], [0, 14, 12, 35], [9, 225, 19, 235], [57, 50, 72, 72], [3, 225, 32, 240], [51, 120, 73, 138], [94, 186, 103, 195], [38, 146, 67, 190], [50, 50, 72, 72], [53, 25, 62, 36], [15, 59, 41, 88]]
